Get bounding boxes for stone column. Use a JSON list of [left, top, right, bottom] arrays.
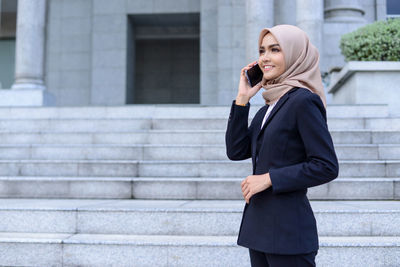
[[324, 0, 365, 22], [323, 0, 366, 95], [12, 0, 46, 91], [245, 0, 274, 105], [296, 0, 324, 52], [246, 0, 274, 63]]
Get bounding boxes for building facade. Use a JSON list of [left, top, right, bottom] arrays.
[[0, 0, 397, 106]]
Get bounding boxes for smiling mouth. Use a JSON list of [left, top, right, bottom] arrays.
[[263, 66, 274, 71]]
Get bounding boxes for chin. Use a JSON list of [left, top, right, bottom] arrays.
[[263, 73, 278, 81]]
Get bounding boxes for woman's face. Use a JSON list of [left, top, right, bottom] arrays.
[[258, 33, 286, 81]]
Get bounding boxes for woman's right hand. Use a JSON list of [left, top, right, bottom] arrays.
[[236, 61, 265, 105]]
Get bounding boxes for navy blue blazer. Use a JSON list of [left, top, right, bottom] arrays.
[[225, 87, 339, 254]]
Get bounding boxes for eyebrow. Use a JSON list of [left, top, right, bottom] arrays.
[[259, 44, 280, 49]]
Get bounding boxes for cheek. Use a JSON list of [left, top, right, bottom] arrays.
[[281, 56, 286, 68], [277, 56, 285, 68]]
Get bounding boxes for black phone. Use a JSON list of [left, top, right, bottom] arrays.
[[245, 63, 263, 87]]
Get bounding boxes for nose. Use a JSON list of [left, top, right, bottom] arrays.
[[259, 51, 271, 62]]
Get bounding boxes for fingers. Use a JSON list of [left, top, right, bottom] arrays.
[[241, 177, 247, 187], [245, 191, 252, 202], [241, 176, 253, 204], [242, 185, 249, 198], [244, 193, 251, 203], [241, 61, 258, 74], [247, 61, 257, 67]]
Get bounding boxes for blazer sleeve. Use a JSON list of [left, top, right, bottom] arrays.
[[269, 93, 339, 194], [225, 100, 253, 161]]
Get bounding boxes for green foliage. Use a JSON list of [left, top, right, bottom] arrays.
[[339, 18, 400, 61]]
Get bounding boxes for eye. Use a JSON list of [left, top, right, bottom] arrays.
[[272, 48, 280, 52], [259, 50, 265, 55]]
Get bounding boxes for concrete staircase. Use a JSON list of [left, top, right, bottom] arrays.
[[0, 104, 399, 266]]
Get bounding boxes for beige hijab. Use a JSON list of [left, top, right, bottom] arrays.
[[258, 24, 327, 108]]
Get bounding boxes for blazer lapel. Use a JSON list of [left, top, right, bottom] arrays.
[[257, 92, 291, 139]]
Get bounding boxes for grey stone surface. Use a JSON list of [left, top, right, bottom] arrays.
[[0, 176, 132, 198], [1, 199, 400, 236], [63, 234, 244, 266], [0, 129, 371, 144], [329, 62, 400, 116], [0, 158, 398, 178], [317, 236, 400, 267], [0, 118, 152, 132], [0, 102, 398, 266], [334, 144, 379, 160], [45, 0, 93, 106], [63, 243, 169, 266], [338, 160, 392, 177], [1, 0, 385, 106], [366, 118, 400, 130], [200, 0, 218, 105], [309, 178, 396, 200], [245, 0, 274, 63], [93, 0, 125, 15], [77, 209, 241, 236], [0, 176, 399, 200], [138, 160, 252, 177], [12, 0, 47, 92], [1, 232, 400, 267], [0, 104, 389, 119], [0, 89, 52, 106], [0, 233, 66, 266], [0, 160, 138, 177], [132, 179, 198, 199], [296, 0, 323, 54], [0, 129, 398, 145], [0, 210, 75, 233]]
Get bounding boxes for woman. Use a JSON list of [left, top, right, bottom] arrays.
[[225, 24, 339, 266]]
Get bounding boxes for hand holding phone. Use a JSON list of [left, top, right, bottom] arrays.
[[236, 62, 264, 105]]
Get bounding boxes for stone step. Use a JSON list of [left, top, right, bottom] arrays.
[[0, 117, 400, 132], [0, 176, 398, 200], [0, 144, 398, 160], [0, 130, 399, 145], [3, 232, 400, 267], [149, 117, 400, 130], [0, 104, 389, 119], [0, 159, 399, 177], [0, 199, 399, 237]]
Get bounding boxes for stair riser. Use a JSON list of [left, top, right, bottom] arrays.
[[0, 161, 398, 177], [0, 240, 249, 267], [0, 162, 138, 177], [0, 209, 399, 236], [1, 118, 400, 131], [137, 162, 400, 178], [0, 120, 151, 132], [0, 104, 388, 119], [0, 131, 399, 145], [0, 179, 397, 200], [1, 239, 398, 267], [1, 146, 399, 160]]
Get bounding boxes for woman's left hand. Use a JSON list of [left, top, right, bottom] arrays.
[[241, 173, 272, 204]]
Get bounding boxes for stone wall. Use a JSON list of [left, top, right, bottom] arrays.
[[42, 0, 388, 106]]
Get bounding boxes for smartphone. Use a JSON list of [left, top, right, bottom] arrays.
[[245, 63, 263, 87]]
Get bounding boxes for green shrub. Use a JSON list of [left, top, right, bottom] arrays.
[[339, 18, 400, 61]]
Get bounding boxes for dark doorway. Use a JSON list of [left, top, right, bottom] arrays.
[[127, 13, 200, 104]]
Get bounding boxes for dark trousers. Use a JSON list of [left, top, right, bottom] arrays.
[[249, 248, 317, 267]]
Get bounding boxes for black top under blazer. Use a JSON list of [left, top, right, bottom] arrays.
[[225, 87, 339, 255]]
